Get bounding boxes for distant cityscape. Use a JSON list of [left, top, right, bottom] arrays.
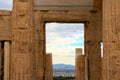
[[53, 64, 75, 77]]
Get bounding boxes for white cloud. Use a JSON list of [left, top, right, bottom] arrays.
[[46, 23, 84, 65], [53, 56, 75, 65], [46, 23, 84, 47], [0, 0, 13, 10], [51, 46, 84, 65], [47, 46, 84, 57]]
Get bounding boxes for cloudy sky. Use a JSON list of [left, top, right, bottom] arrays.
[[0, 1, 85, 65], [46, 23, 84, 65], [0, 0, 13, 10]]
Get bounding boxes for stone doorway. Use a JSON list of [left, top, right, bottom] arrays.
[[45, 23, 84, 80]]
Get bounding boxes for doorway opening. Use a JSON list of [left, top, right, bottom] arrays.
[[45, 22, 84, 80]]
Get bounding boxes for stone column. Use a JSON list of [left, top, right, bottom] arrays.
[[35, 11, 45, 80], [85, 12, 102, 80], [86, 41, 101, 80], [76, 48, 82, 55], [75, 48, 82, 80], [10, 0, 36, 80], [45, 53, 53, 80], [4, 42, 10, 80], [75, 48, 85, 80], [0, 41, 3, 80], [103, 0, 120, 80]]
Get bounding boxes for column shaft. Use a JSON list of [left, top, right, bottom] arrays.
[[10, 0, 36, 80], [45, 53, 53, 80]]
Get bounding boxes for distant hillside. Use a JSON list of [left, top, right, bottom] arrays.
[[53, 64, 75, 77], [53, 64, 75, 68]]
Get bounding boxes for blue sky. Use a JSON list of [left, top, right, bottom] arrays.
[[0, 1, 85, 65]]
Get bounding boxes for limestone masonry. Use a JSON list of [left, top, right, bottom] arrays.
[[0, 0, 120, 80]]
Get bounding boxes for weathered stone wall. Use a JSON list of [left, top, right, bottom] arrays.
[[0, 1, 102, 79], [85, 0, 102, 80], [34, 0, 93, 10], [103, 0, 120, 80], [34, 10, 102, 80], [76, 55, 86, 80], [75, 48, 87, 80], [0, 10, 11, 41], [75, 48, 82, 80], [76, 48, 83, 55], [34, 10, 92, 80], [0, 9, 102, 80], [35, 10, 91, 22], [34, 11, 45, 80], [85, 13, 102, 80], [10, 0, 36, 80], [0, 11, 11, 80]]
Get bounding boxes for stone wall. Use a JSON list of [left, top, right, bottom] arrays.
[[34, 10, 102, 80], [103, 0, 120, 80], [10, 0, 36, 80], [0, 10, 11, 41], [0, 0, 102, 79]]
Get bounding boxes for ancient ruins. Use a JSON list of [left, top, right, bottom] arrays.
[[75, 48, 86, 80], [0, 0, 120, 80], [45, 53, 53, 80]]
